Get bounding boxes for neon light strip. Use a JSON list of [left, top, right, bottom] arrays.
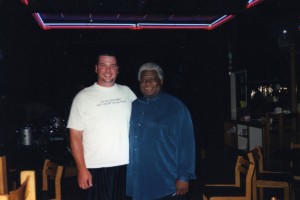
[[33, 13, 234, 30], [137, 15, 234, 30], [40, 23, 137, 29], [33, 13, 136, 30], [39, 25, 138, 30], [209, 15, 234, 30], [32, 13, 47, 30], [247, 0, 264, 8], [136, 24, 209, 30]]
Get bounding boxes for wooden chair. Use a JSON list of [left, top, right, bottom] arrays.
[[0, 170, 36, 200], [0, 156, 8, 195], [202, 155, 255, 200], [42, 159, 64, 200], [42, 158, 78, 200], [248, 146, 290, 200], [290, 143, 300, 200]]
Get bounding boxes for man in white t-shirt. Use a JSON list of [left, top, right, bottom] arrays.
[[67, 52, 136, 200]]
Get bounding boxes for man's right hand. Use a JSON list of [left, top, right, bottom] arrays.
[[78, 168, 93, 189]]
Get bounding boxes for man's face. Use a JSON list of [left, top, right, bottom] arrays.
[[95, 56, 119, 87], [139, 70, 163, 98]]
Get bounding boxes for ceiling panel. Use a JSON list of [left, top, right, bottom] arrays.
[[33, 13, 234, 30], [21, 0, 268, 30]]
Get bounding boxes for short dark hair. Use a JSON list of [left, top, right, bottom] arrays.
[[96, 52, 118, 65]]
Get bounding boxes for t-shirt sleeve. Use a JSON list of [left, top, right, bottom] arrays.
[[67, 95, 85, 131], [127, 87, 137, 102]]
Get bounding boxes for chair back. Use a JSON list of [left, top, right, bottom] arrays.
[[237, 156, 255, 199], [9, 175, 29, 200], [20, 171, 36, 200], [248, 146, 264, 173], [248, 146, 291, 200], [0, 170, 36, 200], [42, 159, 64, 200], [0, 156, 8, 195], [202, 155, 255, 200]]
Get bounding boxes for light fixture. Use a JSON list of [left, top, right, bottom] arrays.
[[247, 0, 264, 8], [33, 13, 234, 30], [31, 0, 263, 30]]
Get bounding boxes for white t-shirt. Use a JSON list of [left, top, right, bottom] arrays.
[[67, 83, 137, 168]]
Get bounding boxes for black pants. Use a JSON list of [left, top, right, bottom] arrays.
[[80, 165, 126, 200], [126, 194, 187, 200], [158, 194, 187, 200]]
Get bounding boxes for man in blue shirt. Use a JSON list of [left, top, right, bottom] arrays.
[[126, 62, 196, 200]]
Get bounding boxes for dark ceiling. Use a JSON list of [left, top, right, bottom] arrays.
[[0, 0, 300, 111], [0, 0, 299, 134]]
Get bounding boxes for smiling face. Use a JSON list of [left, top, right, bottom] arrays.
[[139, 70, 163, 98], [95, 55, 119, 87]]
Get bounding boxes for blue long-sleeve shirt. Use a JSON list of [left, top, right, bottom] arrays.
[[126, 92, 196, 200]]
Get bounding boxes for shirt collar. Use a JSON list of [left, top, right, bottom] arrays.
[[140, 91, 163, 102]]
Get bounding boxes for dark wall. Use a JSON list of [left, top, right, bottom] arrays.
[[1, 2, 299, 167]]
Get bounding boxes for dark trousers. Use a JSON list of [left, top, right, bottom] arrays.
[[158, 194, 187, 200], [126, 194, 187, 200], [80, 165, 126, 200]]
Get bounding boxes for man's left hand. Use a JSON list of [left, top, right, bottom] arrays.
[[175, 180, 189, 195]]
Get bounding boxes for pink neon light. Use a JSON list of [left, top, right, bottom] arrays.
[[247, 0, 264, 8], [209, 15, 234, 30], [32, 13, 234, 30], [41, 25, 137, 30], [32, 13, 137, 30], [137, 15, 234, 30], [32, 13, 49, 30], [31, 1, 261, 30], [136, 26, 209, 30]]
